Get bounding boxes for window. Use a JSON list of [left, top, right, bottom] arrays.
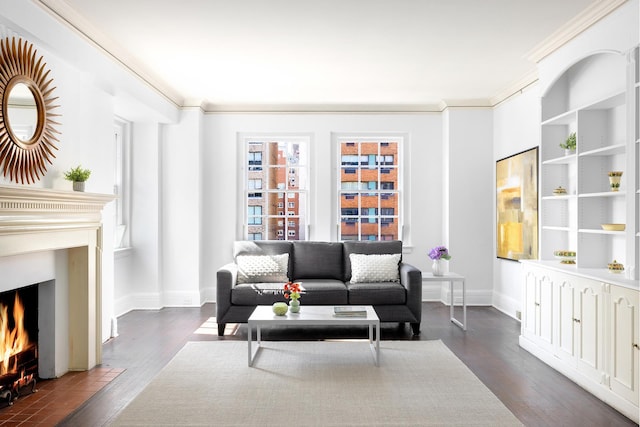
[[248, 206, 262, 225], [113, 118, 131, 249], [243, 136, 309, 240], [338, 138, 401, 241]]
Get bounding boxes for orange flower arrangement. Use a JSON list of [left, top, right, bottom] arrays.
[[283, 282, 302, 301]]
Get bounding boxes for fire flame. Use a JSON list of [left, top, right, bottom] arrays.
[[0, 294, 30, 375]]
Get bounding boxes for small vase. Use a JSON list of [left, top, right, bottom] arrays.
[[289, 299, 300, 313], [608, 173, 622, 192], [432, 259, 443, 276], [564, 149, 575, 156]]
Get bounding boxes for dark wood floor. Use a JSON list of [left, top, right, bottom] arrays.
[[59, 302, 637, 427]]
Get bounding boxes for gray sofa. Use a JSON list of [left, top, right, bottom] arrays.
[[216, 240, 422, 335]]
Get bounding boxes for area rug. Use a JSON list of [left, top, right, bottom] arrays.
[[109, 340, 522, 426]]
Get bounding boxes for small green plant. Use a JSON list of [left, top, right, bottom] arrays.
[[63, 165, 91, 182], [559, 132, 576, 151]]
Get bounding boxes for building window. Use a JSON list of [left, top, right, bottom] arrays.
[[243, 136, 309, 240], [113, 118, 131, 249], [338, 138, 401, 241]]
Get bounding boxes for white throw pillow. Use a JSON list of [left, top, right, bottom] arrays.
[[236, 253, 289, 284], [349, 253, 400, 283]]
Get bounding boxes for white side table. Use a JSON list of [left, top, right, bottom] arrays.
[[422, 272, 467, 330]]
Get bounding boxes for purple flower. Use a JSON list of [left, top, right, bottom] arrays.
[[429, 246, 451, 260]]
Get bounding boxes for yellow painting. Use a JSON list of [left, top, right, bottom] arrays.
[[496, 148, 538, 260]]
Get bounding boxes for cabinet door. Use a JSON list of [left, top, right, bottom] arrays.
[[522, 267, 554, 352], [557, 279, 576, 363], [538, 274, 555, 352], [574, 280, 602, 382], [522, 269, 538, 339], [609, 285, 639, 405]]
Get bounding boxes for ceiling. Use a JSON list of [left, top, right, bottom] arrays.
[[37, 0, 618, 112]]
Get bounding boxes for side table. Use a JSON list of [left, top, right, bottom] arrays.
[[422, 272, 467, 330]]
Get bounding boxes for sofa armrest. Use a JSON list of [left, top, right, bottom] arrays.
[[399, 262, 422, 322], [216, 263, 238, 323]]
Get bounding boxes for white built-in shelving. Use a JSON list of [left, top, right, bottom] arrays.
[[538, 49, 639, 278]]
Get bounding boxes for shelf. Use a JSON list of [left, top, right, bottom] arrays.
[[578, 228, 626, 235], [542, 92, 626, 124], [542, 154, 577, 165], [579, 143, 626, 157], [542, 195, 576, 200], [578, 191, 626, 198], [542, 110, 576, 126], [542, 226, 572, 232]]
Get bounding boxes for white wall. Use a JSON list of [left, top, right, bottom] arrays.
[[445, 108, 494, 306], [200, 113, 446, 300]]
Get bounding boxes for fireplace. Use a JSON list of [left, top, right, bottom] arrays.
[[0, 286, 38, 405], [0, 185, 113, 379]]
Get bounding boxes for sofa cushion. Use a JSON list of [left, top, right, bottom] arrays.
[[231, 280, 348, 305], [349, 253, 400, 283], [231, 283, 287, 305], [292, 241, 343, 280], [236, 253, 289, 284], [293, 279, 348, 304], [346, 282, 406, 305], [343, 240, 402, 282]]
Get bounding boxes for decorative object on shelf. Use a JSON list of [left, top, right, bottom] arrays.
[[553, 186, 567, 196], [283, 281, 302, 313], [553, 250, 576, 264], [272, 302, 288, 316], [429, 246, 451, 276], [63, 165, 91, 192], [601, 223, 625, 231], [607, 260, 624, 274], [496, 147, 538, 261], [0, 37, 61, 184], [559, 132, 576, 155], [608, 171, 623, 191]]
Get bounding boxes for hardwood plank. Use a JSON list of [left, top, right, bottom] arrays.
[[59, 303, 638, 426]]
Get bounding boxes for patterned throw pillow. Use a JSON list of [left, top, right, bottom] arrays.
[[349, 253, 400, 283], [236, 254, 289, 284]]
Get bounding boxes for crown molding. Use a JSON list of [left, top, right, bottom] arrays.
[[35, 0, 183, 107], [489, 69, 539, 107], [199, 103, 445, 114], [525, 0, 628, 63]]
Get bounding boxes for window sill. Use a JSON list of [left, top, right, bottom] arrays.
[[114, 247, 133, 259]]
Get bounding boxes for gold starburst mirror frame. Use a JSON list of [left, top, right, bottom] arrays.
[[0, 37, 60, 184]]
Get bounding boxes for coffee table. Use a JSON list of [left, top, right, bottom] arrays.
[[247, 305, 380, 367]]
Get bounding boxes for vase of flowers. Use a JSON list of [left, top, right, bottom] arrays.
[[284, 282, 302, 313], [429, 246, 451, 277]]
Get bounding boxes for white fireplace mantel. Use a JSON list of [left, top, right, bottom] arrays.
[[0, 185, 115, 374]]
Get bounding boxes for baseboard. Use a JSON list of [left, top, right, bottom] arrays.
[[114, 292, 162, 317], [492, 291, 521, 321]]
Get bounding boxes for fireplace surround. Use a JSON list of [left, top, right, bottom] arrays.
[[0, 185, 113, 378]]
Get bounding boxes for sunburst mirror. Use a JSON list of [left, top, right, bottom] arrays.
[[0, 37, 60, 184]]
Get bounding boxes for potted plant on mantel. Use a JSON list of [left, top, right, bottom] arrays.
[[63, 165, 91, 192]]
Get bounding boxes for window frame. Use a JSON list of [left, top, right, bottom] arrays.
[[240, 134, 311, 241], [113, 117, 131, 249], [335, 135, 404, 242]]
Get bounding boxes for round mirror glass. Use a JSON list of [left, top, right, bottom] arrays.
[[6, 82, 38, 142]]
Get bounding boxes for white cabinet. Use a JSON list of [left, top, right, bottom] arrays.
[[609, 284, 639, 406], [520, 263, 639, 422]]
